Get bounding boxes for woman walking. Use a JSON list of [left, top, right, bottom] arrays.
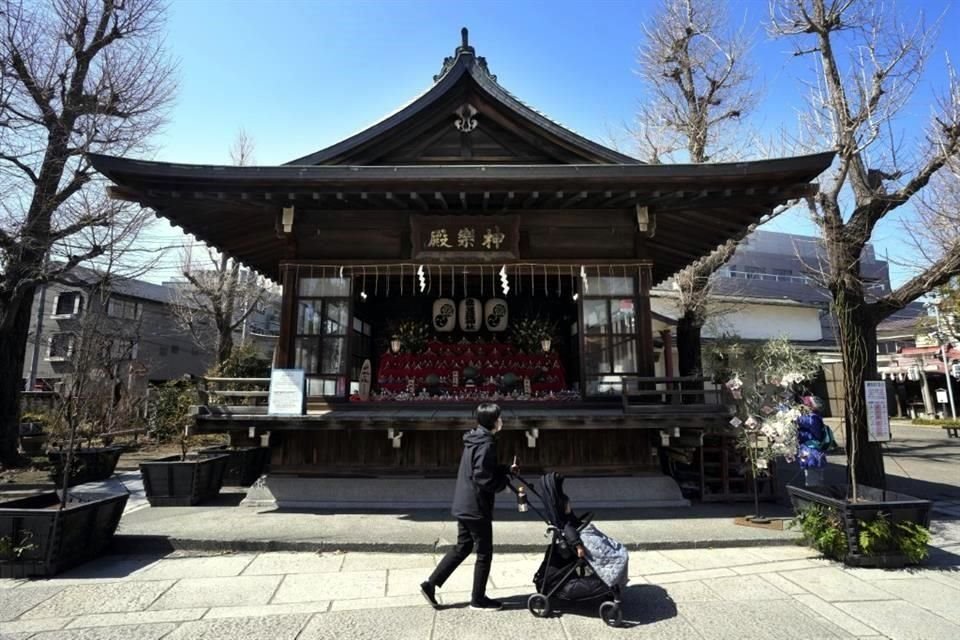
[[420, 402, 517, 611]]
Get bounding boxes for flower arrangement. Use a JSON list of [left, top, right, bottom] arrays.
[[392, 319, 432, 354], [705, 336, 821, 517], [510, 316, 557, 354]]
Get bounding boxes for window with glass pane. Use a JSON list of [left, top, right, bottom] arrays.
[[586, 276, 633, 296], [581, 276, 640, 396], [294, 276, 351, 398]]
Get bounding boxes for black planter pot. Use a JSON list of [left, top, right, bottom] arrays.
[[787, 484, 933, 568], [198, 446, 268, 487], [140, 454, 230, 506], [19, 423, 48, 456], [48, 446, 124, 487], [0, 491, 128, 578]]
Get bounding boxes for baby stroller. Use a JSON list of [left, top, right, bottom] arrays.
[[509, 472, 626, 627]]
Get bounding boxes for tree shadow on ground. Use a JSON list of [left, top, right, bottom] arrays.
[[20, 553, 166, 583], [441, 584, 676, 628], [196, 492, 246, 507], [926, 544, 960, 571]]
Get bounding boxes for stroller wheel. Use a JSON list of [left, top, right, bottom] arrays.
[[599, 601, 622, 627], [527, 593, 551, 618]]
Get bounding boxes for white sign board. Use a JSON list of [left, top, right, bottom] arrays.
[[936, 388, 949, 404], [865, 380, 890, 442], [268, 369, 305, 416]]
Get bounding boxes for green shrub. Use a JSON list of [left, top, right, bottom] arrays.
[[20, 411, 52, 428], [0, 531, 36, 559], [209, 343, 271, 379], [792, 505, 847, 560], [148, 381, 194, 444], [911, 418, 960, 427], [895, 521, 931, 564], [794, 507, 931, 565], [856, 513, 930, 563], [858, 514, 895, 556]]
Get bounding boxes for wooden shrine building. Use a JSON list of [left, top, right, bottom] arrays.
[[91, 30, 832, 497]]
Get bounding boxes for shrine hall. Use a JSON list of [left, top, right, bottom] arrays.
[[90, 30, 833, 504]]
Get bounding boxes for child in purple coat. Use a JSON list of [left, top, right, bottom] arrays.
[[797, 395, 829, 486]]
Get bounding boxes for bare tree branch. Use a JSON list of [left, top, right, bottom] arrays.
[[0, 0, 176, 464], [769, 0, 960, 488], [635, 0, 757, 163]]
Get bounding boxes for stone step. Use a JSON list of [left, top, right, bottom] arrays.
[[241, 474, 690, 510]]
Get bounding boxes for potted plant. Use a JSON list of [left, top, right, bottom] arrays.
[[140, 379, 229, 506], [511, 317, 557, 355], [197, 443, 268, 486], [790, 487, 932, 567], [17, 412, 50, 456], [44, 330, 143, 486], [194, 346, 270, 486], [0, 284, 130, 577]]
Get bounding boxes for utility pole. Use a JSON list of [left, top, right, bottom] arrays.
[[929, 296, 957, 419]]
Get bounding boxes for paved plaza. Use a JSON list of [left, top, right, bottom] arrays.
[[1, 422, 957, 639], [2, 543, 959, 639]]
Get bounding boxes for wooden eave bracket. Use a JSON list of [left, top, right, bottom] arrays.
[[526, 428, 539, 448], [387, 428, 404, 449], [281, 206, 295, 234], [276, 205, 296, 238], [636, 204, 656, 238]]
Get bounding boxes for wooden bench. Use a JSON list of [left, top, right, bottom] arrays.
[[195, 377, 271, 417], [944, 425, 960, 438]]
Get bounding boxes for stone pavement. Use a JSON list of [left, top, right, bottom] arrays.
[[2, 543, 959, 640], [114, 502, 804, 553]]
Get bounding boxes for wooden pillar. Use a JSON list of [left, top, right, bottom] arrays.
[[660, 329, 674, 378], [276, 265, 297, 368], [637, 265, 655, 377]]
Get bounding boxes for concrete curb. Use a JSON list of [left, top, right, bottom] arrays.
[[110, 533, 803, 555]]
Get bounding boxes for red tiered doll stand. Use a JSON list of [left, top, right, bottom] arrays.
[[376, 341, 566, 396]]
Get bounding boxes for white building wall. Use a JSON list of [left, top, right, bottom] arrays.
[[704, 303, 823, 342], [650, 296, 823, 342]]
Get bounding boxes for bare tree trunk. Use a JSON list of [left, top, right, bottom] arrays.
[[217, 331, 234, 369], [0, 287, 36, 464], [833, 286, 884, 490], [676, 312, 702, 377]]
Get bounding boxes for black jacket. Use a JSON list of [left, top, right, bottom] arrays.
[[451, 426, 509, 521]]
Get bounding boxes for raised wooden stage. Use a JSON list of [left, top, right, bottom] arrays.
[[195, 401, 731, 476]]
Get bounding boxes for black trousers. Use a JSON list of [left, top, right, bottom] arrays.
[[428, 518, 493, 602]]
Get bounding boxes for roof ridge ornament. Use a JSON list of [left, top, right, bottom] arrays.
[[454, 103, 478, 133], [433, 27, 497, 83]]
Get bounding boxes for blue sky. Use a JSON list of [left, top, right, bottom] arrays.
[[140, 0, 960, 285]]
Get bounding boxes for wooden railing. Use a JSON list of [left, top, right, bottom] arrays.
[[196, 377, 271, 416], [620, 376, 724, 412]]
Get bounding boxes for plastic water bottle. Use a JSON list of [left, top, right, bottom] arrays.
[[517, 485, 529, 513]]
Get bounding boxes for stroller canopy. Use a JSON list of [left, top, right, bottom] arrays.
[[538, 472, 569, 528]]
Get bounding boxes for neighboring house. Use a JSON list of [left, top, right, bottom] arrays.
[[713, 229, 893, 348], [22, 269, 211, 393], [652, 229, 928, 417], [877, 305, 959, 418], [161, 271, 282, 364]]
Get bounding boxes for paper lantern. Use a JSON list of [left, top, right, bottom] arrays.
[[458, 298, 481, 332], [433, 298, 456, 332], [484, 298, 508, 332]]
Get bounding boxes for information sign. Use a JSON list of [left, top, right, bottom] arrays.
[[865, 381, 890, 442], [268, 369, 305, 416]]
